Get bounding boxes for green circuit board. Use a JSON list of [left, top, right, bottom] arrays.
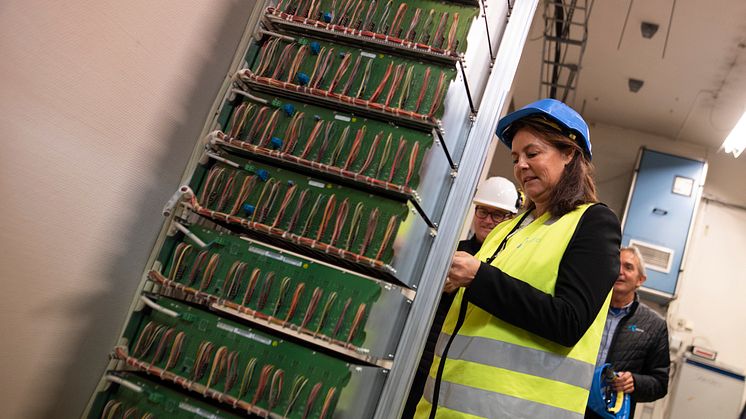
[[155, 225, 384, 348], [122, 298, 352, 419], [190, 153, 409, 264], [215, 90, 433, 191], [89, 372, 245, 419], [267, 0, 480, 56], [243, 33, 457, 120]]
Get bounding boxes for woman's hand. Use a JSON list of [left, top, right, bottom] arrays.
[[446, 251, 482, 290]]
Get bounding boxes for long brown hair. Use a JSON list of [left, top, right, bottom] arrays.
[[509, 118, 597, 217]]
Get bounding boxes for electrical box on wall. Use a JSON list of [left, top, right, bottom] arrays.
[[621, 148, 707, 301]]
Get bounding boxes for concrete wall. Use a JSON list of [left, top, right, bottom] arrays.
[[0, 1, 255, 417]]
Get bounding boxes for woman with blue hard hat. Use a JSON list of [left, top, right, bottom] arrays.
[[414, 98, 621, 419]]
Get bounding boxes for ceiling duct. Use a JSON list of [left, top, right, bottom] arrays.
[[539, 0, 594, 102]]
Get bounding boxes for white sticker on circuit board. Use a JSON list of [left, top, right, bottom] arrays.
[[334, 114, 351, 122], [248, 245, 303, 267], [361, 51, 377, 59], [308, 180, 326, 189], [217, 321, 273, 346], [178, 403, 220, 419]]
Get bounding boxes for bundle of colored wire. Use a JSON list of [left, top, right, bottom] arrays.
[[315, 194, 337, 241], [286, 45, 309, 83], [122, 407, 138, 419], [168, 243, 192, 281], [340, 55, 361, 96], [376, 215, 398, 260], [328, 126, 350, 166], [368, 61, 393, 103], [200, 167, 226, 206], [301, 194, 323, 237], [247, 106, 270, 143], [357, 132, 381, 175], [387, 136, 407, 182], [165, 331, 186, 370], [271, 42, 296, 80], [132, 322, 157, 357], [102, 400, 122, 419], [299, 119, 325, 159], [205, 346, 228, 390], [308, 0, 322, 19], [187, 250, 209, 287], [258, 109, 282, 148], [228, 175, 257, 216], [359, 208, 379, 256], [327, 52, 352, 93], [227, 103, 248, 139], [272, 276, 292, 317], [344, 202, 365, 250], [314, 121, 336, 162], [404, 8, 422, 41], [428, 71, 448, 117], [285, 282, 305, 322], [332, 298, 352, 338], [301, 287, 323, 329], [433, 12, 449, 49], [251, 178, 277, 223], [241, 268, 261, 306], [216, 171, 237, 212], [329, 198, 349, 246], [346, 304, 366, 343], [282, 112, 305, 154], [335, 0, 356, 25], [221, 261, 247, 300], [446, 13, 460, 51], [308, 46, 327, 85], [414, 67, 431, 113], [311, 48, 336, 89], [198, 254, 220, 292], [319, 387, 337, 419], [192, 341, 215, 381], [224, 350, 240, 392], [418, 9, 436, 44], [271, 184, 297, 228], [383, 64, 406, 107], [257, 272, 275, 310], [238, 357, 257, 398], [388, 3, 408, 37], [302, 382, 323, 419], [375, 134, 393, 178], [405, 141, 420, 186], [141, 412, 154, 419], [354, 59, 374, 99], [315, 292, 338, 336], [251, 364, 275, 405], [284, 375, 309, 417], [361, 0, 378, 30], [378, 0, 393, 33], [268, 369, 285, 410], [342, 127, 365, 170], [397, 66, 414, 109], [349, 0, 365, 29], [286, 188, 309, 232], [150, 327, 175, 365], [254, 38, 281, 77]]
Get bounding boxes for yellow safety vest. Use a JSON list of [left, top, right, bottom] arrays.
[[416, 203, 611, 419]]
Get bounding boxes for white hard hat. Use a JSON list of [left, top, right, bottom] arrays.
[[473, 176, 521, 214]]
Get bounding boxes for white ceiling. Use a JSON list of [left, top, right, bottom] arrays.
[[510, 0, 746, 151]]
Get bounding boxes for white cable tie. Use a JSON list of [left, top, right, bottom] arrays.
[[140, 295, 180, 318], [230, 88, 268, 104], [163, 186, 192, 217], [205, 151, 240, 168], [105, 375, 143, 393], [172, 221, 208, 248]]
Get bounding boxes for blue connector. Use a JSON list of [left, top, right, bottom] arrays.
[[256, 169, 270, 181], [270, 137, 283, 149], [310, 41, 322, 55], [296, 72, 310, 86], [322, 12, 333, 23], [283, 103, 295, 116], [242, 204, 255, 216]]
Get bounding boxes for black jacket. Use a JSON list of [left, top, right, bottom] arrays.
[[586, 296, 670, 418]]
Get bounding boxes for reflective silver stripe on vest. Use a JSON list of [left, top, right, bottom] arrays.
[[424, 376, 583, 419], [434, 332, 594, 389]]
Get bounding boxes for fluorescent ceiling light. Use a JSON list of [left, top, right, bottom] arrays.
[[722, 110, 746, 158]]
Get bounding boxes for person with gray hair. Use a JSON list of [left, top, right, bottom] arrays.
[[586, 246, 671, 418]]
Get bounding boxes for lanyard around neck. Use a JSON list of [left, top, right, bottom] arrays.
[[484, 210, 533, 265]]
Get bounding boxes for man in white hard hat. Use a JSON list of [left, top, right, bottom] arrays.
[[403, 176, 521, 418]]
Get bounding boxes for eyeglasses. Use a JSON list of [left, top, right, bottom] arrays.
[[474, 207, 512, 222]]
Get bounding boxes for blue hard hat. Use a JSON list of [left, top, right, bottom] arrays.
[[495, 98, 592, 159]]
